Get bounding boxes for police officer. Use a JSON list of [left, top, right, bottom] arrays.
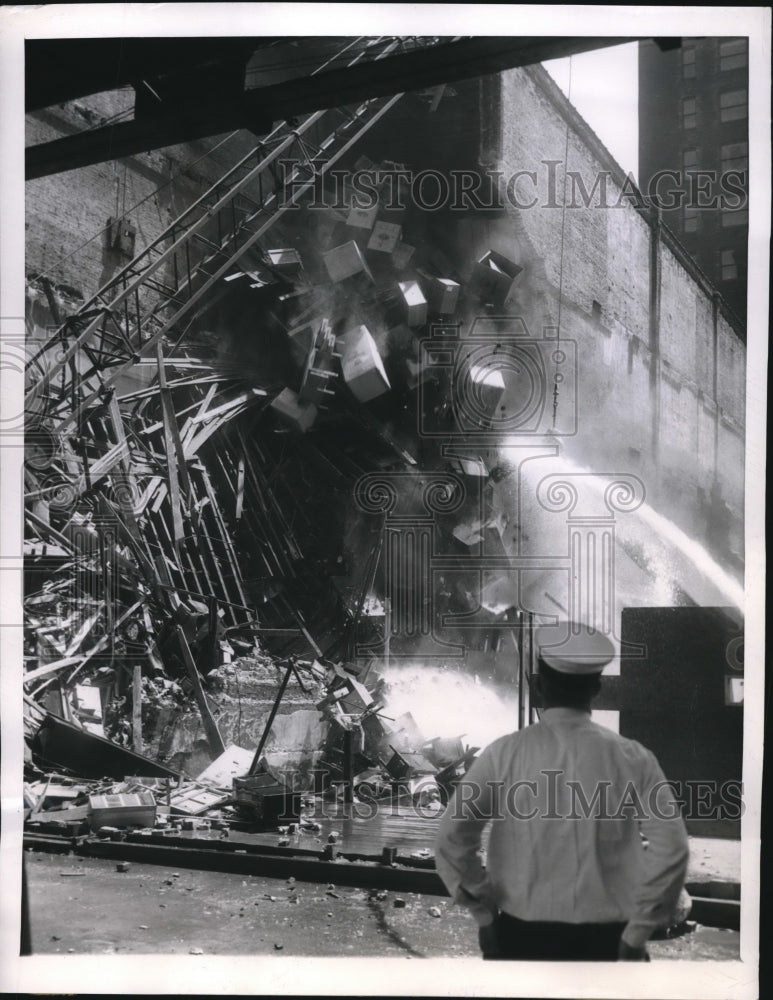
[[434, 622, 690, 961]]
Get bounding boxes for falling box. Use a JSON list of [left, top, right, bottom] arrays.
[[398, 281, 428, 327], [427, 277, 460, 315], [367, 221, 402, 253], [322, 241, 373, 283], [346, 203, 379, 230], [270, 387, 318, 432], [267, 248, 302, 276], [339, 325, 391, 403], [391, 242, 416, 269], [469, 364, 506, 415], [88, 791, 157, 830], [471, 250, 523, 306]]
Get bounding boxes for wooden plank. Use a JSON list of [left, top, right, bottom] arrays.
[[64, 608, 104, 657], [176, 625, 226, 757], [140, 384, 223, 435], [19, 600, 142, 685], [199, 468, 250, 612], [235, 456, 245, 522], [248, 664, 294, 775], [156, 344, 190, 545], [132, 663, 143, 754], [187, 471, 227, 589], [188, 388, 267, 424]]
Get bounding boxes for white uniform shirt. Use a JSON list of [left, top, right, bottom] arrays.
[[435, 707, 690, 948]]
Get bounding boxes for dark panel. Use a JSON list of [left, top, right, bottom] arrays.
[[619, 607, 743, 838], [32, 712, 180, 779], [27, 36, 640, 179]]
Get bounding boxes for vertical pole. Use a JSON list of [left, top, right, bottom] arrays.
[[132, 662, 143, 754], [516, 610, 525, 730], [527, 612, 537, 724], [176, 625, 226, 757], [711, 290, 721, 476], [249, 662, 294, 775], [648, 203, 662, 461], [383, 597, 392, 674], [343, 727, 354, 804]]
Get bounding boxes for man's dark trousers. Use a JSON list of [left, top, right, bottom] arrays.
[[481, 912, 627, 961]]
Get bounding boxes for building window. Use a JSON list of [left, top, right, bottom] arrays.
[[682, 46, 696, 79], [684, 206, 699, 233], [721, 141, 749, 174], [721, 209, 749, 228], [682, 148, 699, 170], [682, 97, 697, 129], [719, 250, 738, 281], [719, 38, 748, 72], [720, 89, 748, 122]]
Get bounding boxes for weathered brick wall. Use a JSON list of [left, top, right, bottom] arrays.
[[25, 89, 267, 302], [497, 64, 745, 567]]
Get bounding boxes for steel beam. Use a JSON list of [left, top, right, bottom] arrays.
[[27, 36, 640, 179]]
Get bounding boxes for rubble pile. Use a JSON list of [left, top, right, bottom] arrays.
[[23, 128, 524, 815]]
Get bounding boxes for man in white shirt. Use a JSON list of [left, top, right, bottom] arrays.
[[434, 622, 690, 961]]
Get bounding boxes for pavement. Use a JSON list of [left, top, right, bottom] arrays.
[[687, 837, 741, 882], [24, 848, 740, 961]]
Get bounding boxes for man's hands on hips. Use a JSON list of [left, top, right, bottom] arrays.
[[478, 919, 500, 959], [618, 939, 651, 961]]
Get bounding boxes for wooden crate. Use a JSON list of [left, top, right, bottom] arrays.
[[88, 791, 157, 830], [232, 774, 301, 823]]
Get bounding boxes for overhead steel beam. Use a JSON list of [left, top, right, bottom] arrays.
[[26, 36, 640, 180], [24, 37, 282, 112]]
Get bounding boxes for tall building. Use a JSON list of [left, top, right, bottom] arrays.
[[639, 37, 749, 328]]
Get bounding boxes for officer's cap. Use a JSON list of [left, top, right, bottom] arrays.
[[535, 622, 616, 675]]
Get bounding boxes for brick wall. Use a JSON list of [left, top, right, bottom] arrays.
[[25, 89, 268, 302], [496, 64, 745, 568]]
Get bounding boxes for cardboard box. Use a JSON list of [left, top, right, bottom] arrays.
[[367, 220, 403, 253], [267, 248, 302, 276], [470, 250, 523, 306], [388, 323, 417, 355], [427, 277, 460, 315], [391, 241, 416, 269], [346, 203, 379, 230], [232, 772, 301, 823], [398, 280, 428, 327], [338, 324, 391, 403], [469, 363, 506, 417], [322, 241, 374, 283], [270, 387, 318, 432]]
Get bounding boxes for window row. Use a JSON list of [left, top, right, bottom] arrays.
[[718, 249, 740, 282], [683, 208, 748, 233], [681, 38, 748, 79], [681, 142, 749, 174], [682, 90, 748, 128]]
